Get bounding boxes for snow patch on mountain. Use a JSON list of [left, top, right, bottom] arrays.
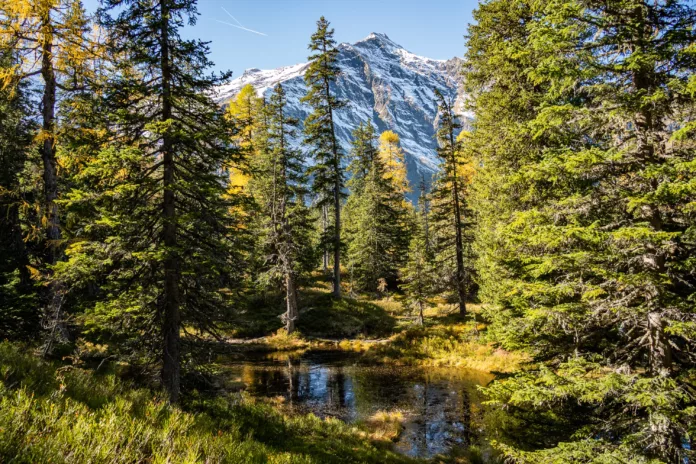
[[216, 33, 468, 191]]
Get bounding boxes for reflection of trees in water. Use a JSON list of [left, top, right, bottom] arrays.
[[460, 383, 472, 447], [327, 369, 347, 408], [396, 371, 483, 457], [235, 360, 493, 459], [350, 367, 413, 417], [286, 358, 298, 404]]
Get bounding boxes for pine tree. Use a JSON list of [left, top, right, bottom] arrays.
[[252, 84, 314, 333], [302, 16, 345, 298], [344, 121, 407, 293], [467, 0, 696, 460], [400, 183, 435, 326], [56, 0, 242, 403], [431, 89, 470, 316]]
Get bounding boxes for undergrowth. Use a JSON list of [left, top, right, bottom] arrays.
[[364, 317, 528, 373], [0, 342, 418, 463]]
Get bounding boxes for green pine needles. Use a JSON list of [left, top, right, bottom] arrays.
[[251, 84, 315, 333], [467, 0, 696, 461], [302, 16, 345, 298], [56, 0, 244, 403], [345, 121, 410, 294]]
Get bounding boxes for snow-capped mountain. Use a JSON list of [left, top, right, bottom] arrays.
[[217, 33, 466, 194]]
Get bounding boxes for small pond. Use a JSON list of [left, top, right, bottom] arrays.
[[220, 350, 496, 459]]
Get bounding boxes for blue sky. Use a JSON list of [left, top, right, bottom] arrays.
[[83, 0, 478, 78]]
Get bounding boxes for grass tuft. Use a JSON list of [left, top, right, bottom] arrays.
[[0, 341, 420, 463]]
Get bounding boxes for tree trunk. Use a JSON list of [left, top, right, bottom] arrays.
[[39, 15, 70, 353], [159, 0, 180, 404], [324, 81, 341, 298], [418, 300, 424, 326], [285, 272, 298, 333], [333, 180, 341, 298], [40, 23, 60, 264], [629, 6, 671, 379], [449, 132, 466, 316], [322, 204, 328, 272], [647, 312, 672, 376]]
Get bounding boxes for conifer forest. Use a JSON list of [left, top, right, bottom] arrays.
[[0, 1, 695, 463]]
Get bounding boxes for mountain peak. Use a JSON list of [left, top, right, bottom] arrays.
[[366, 32, 390, 41], [357, 32, 400, 48], [216, 35, 467, 193]]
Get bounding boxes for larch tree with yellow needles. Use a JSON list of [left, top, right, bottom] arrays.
[[0, 0, 96, 348]]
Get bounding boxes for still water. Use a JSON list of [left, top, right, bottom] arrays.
[[221, 350, 495, 459]]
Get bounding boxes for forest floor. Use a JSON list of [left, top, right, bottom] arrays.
[[224, 274, 526, 374], [0, 341, 424, 463], [0, 276, 523, 463]]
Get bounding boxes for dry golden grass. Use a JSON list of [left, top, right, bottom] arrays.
[[361, 410, 406, 442]]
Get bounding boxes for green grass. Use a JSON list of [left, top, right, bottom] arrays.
[[0, 342, 420, 464], [224, 275, 525, 375], [297, 289, 397, 339], [364, 315, 528, 373]]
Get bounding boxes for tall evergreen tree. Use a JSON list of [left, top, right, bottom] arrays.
[[400, 183, 435, 326], [252, 84, 314, 333], [431, 89, 470, 316], [467, 0, 696, 460], [56, 0, 242, 403], [302, 16, 345, 298], [344, 121, 407, 293], [0, 47, 37, 338]]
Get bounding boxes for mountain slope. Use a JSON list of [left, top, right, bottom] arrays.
[[217, 33, 466, 193]]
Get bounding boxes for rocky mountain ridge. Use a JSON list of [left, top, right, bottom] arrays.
[[216, 32, 467, 192]]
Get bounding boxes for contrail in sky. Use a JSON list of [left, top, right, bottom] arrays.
[[217, 7, 267, 36], [221, 6, 244, 27]]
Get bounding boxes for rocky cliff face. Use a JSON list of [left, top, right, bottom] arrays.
[[216, 33, 466, 194]]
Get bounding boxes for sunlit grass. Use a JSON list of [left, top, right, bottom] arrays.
[[358, 410, 406, 442], [364, 315, 528, 373], [0, 342, 419, 464], [222, 275, 526, 374]]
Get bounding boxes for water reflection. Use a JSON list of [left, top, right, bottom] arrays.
[[221, 351, 494, 459]]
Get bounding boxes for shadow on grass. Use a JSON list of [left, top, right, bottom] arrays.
[[230, 282, 399, 340], [297, 288, 398, 339], [199, 396, 418, 463]]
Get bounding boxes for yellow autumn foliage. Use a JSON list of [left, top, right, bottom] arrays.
[[378, 130, 410, 196]]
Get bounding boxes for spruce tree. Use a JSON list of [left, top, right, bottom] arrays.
[[344, 121, 407, 293], [252, 84, 314, 333], [400, 183, 435, 326], [467, 0, 696, 460], [56, 0, 242, 403], [431, 89, 470, 316], [302, 16, 345, 298]]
